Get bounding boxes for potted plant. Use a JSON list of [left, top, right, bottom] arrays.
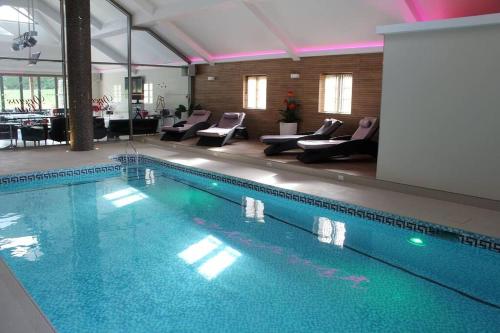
[[174, 104, 187, 120], [175, 103, 203, 120], [279, 91, 300, 135]]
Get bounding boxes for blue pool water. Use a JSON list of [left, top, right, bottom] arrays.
[[0, 164, 499, 332]]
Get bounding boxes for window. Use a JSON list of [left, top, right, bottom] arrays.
[[57, 78, 65, 108], [319, 73, 353, 114], [2, 76, 21, 111], [244, 75, 267, 110], [1, 75, 64, 112], [144, 83, 153, 104], [113, 84, 122, 103], [40, 77, 57, 110]]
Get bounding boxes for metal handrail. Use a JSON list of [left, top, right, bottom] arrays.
[[125, 141, 139, 178]]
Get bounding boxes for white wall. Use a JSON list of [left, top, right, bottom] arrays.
[[94, 67, 189, 119], [377, 23, 500, 200]]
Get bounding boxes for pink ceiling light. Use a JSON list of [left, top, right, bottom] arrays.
[[211, 49, 287, 61], [297, 41, 384, 54], [406, 0, 500, 21], [188, 42, 383, 63]]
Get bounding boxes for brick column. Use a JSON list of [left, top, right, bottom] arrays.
[[65, 0, 93, 151]]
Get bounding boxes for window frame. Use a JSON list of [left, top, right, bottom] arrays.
[[143, 82, 153, 104], [1, 74, 63, 112], [319, 73, 353, 115], [243, 75, 267, 110]]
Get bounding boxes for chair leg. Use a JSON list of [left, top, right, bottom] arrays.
[[23, 140, 26, 148]]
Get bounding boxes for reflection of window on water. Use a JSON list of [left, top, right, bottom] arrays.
[[0, 213, 23, 230], [178, 235, 241, 281], [103, 187, 148, 208], [145, 168, 155, 185], [314, 217, 346, 248], [243, 196, 265, 223], [0, 236, 43, 261], [178, 235, 222, 265], [197, 246, 241, 280]]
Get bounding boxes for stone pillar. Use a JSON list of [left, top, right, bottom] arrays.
[[65, 0, 93, 151]]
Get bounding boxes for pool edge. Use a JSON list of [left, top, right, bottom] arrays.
[[113, 153, 500, 253], [0, 257, 56, 333]]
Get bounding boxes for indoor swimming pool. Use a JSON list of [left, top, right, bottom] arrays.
[[0, 158, 498, 332]]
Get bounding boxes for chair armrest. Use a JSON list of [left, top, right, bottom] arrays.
[[173, 121, 187, 127], [332, 135, 352, 140]]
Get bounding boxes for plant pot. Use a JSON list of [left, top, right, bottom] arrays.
[[279, 122, 298, 135]]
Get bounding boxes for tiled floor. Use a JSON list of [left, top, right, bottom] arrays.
[[1, 139, 499, 333], [144, 136, 378, 178]]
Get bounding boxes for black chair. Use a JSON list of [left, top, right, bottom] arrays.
[[161, 110, 211, 141], [260, 119, 343, 156], [93, 118, 107, 140], [49, 117, 68, 143], [297, 117, 379, 163], [21, 125, 48, 147], [0, 124, 19, 146]]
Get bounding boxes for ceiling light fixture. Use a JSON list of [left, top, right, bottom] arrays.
[[11, 0, 38, 56]]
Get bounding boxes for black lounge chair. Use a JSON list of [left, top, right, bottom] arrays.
[[49, 117, 68, 143], [260, 118, 342, 156], [297, 117, 379, 163], [21, 125, 48, 147], [93, 118, 107, 140], [161, 110, 211, 141], [196, 112, 246, 147]]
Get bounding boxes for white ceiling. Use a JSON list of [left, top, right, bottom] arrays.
[[1, 0, 500, 73], [118, 0, 415, 63]]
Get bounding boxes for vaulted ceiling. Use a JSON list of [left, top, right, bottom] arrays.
[[1, 0, 500, 73], [116, 0, 500, 63]]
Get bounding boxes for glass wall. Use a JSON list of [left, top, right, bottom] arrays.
[[0, 0, 191, 149], [90, 0, 130, 139], [129, 29, 190, 128], [0, 0, 65, 149]]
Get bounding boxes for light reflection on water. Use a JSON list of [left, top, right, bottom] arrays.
[[0, 236, 43, 261]]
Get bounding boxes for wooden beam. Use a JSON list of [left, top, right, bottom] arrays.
[[241, 0, 300, 61], [156, 21, 213, 65], [92, 39, 126, 63], [133, 0, 230, 26], [91, 19, 127, 39], [35, 13, 60, 42], [133, 26, 192, 65], [128, 0, 156, 16]]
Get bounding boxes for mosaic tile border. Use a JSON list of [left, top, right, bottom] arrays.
[[114, 154, 500, 253], [0, 163, 122, 189]]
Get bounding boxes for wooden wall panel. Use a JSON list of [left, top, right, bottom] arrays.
[[193, 53, 383, 139]]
